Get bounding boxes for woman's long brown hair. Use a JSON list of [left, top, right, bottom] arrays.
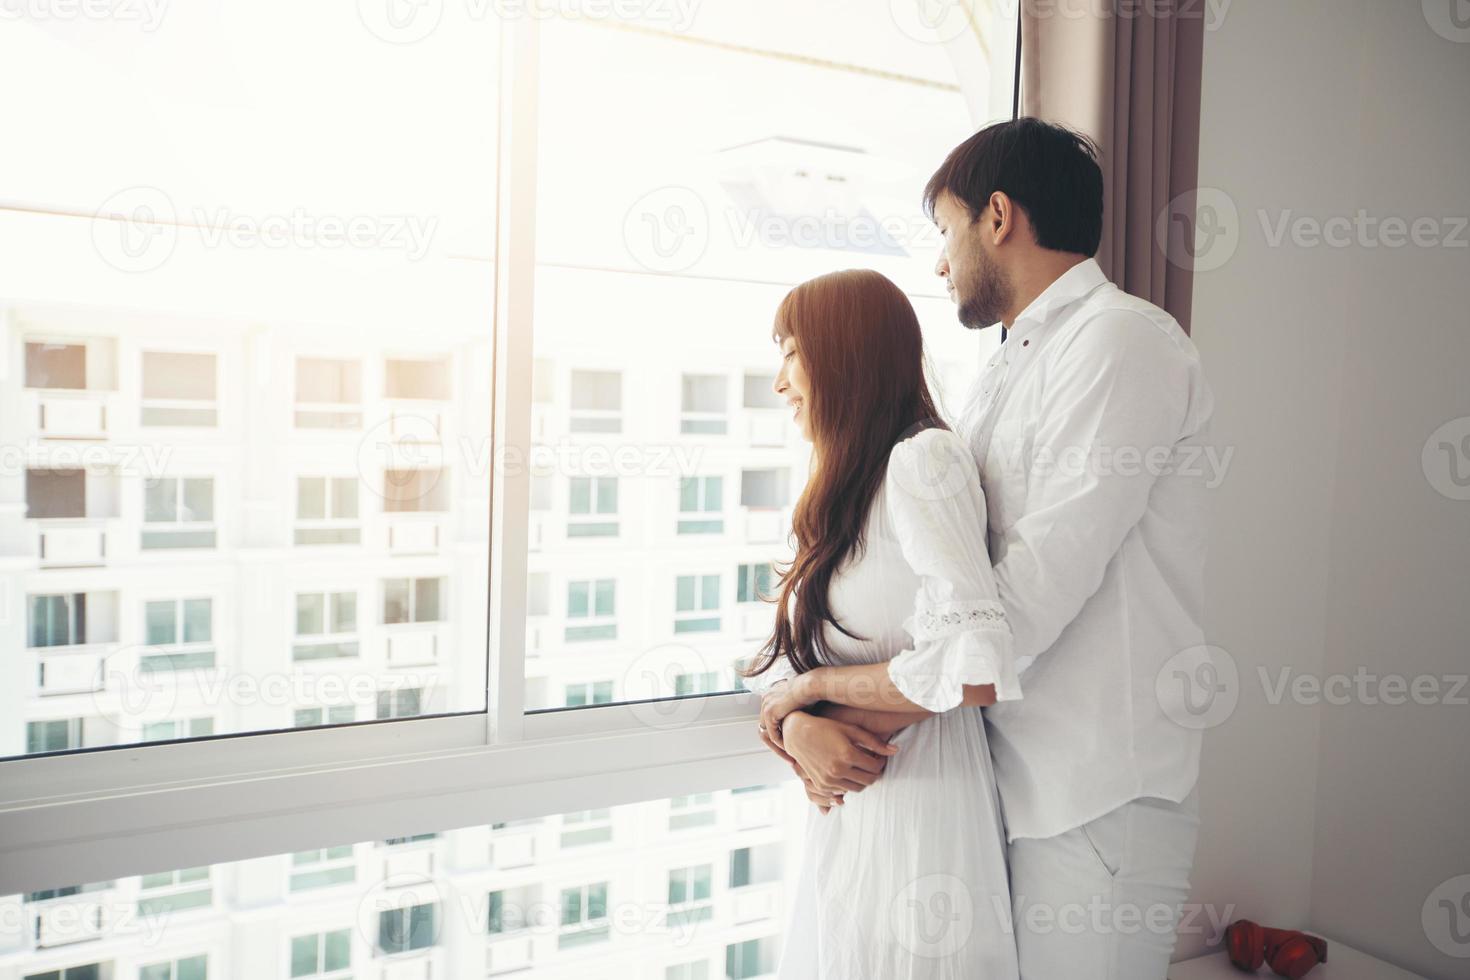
[[741, 269, 946, 683]]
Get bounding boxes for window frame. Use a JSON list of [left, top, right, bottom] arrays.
[[0, 11, 1017, 900]]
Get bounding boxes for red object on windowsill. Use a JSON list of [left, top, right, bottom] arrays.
[[1225, 919, 1329, 978]]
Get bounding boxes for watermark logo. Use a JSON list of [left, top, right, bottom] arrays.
[[0, 0, 169, 30], [889, 872, 975, 958], [623, 186, 709, 273], [623, 642, 716, 730], [1157, 644, 1239, 730], [93, 186, 178, 274], [357, 414, 445, 504], [890, 0, 979, 44], [1422, 416, 1470, 501], [1423, 874, 1470, 958], [1156, 187, 1238, 273], [888, 423, 975, 503], [357, 0, 444, 43], [1423, 0, 1470, 42]]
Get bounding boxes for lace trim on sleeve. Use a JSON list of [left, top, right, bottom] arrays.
[[906, 598, 1010, 641]]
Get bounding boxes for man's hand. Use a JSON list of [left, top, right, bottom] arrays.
[[782, 711, 898, 797]]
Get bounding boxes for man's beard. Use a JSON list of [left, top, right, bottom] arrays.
[[956, 247, 1012, 330]]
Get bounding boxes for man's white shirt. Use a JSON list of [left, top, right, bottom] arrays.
[[959, 258, 1216, 843]]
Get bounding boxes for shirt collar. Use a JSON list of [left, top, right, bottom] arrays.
[[1005, 257, 1109, 346]]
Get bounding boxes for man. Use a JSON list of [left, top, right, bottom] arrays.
[[925, 116, 1213, 978]]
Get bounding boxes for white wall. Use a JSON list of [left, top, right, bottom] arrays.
[[1188, 2, 1470, 977]]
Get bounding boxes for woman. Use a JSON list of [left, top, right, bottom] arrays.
[[740, 268, 1022, 979]]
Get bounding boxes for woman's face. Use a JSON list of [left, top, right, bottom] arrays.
[[773, 335, 812, 442]]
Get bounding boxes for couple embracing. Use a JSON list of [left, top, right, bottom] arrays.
[[741, 116, 1214, 980]]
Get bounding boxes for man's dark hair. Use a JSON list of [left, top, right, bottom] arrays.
[[923, 117, 1104, 256]]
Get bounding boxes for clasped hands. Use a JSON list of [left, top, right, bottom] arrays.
[[756, 668, 902, 815]]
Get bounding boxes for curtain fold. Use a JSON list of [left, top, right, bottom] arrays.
[[1020, 1, 1205, 333]]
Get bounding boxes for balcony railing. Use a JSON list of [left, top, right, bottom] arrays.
[[35, 643, 112, 696], [29, 389, 111, 440], [35, 520, 109, 568]]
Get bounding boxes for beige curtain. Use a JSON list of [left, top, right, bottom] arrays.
[[1020, 2, 1205, 333]]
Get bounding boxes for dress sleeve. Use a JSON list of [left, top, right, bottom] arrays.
[[741, 654, 797, 695], [883, 428, 1022, 712]]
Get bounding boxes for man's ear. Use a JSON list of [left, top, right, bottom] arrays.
[[988, 190, 1020, 246]]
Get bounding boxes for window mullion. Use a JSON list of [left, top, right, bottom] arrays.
[[487, 14, 542, 746]]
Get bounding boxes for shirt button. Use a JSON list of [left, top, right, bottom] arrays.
[[1022, 339, 1030, 347]]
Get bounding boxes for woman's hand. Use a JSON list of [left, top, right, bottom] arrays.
[[782, 711, 898, 798], [758, 673, 822, 750]]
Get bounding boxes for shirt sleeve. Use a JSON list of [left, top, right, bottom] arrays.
[[992, 309, 1206, 667], [883, 428, 1022, 712]]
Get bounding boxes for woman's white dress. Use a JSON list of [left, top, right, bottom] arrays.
[[744, 427, 1023, 980]]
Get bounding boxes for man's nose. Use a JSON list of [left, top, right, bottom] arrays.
[[934, 254, 949, 278]]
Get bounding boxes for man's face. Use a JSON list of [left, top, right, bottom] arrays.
[[933, 190, 1012, 330]]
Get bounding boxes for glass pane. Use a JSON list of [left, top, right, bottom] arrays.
[[568, 478, 591, 515], [144, 479, 178, 523], [297, 477, 327, 520], [383, 579, 410, 625], [414, 578, 441, 622], [1, 1, 497, 756], [296, 594, 325, 636], [518, 0, 1008, 712], [145, 601, 177, 646], [332, 593, 357, 634], [289, 935, 317, 977], [183, 599, 213, 642]]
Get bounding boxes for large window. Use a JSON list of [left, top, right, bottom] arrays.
[[0, 0, 1016, 925]]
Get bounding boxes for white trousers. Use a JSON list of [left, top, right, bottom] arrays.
[[1007, 791, 1200, 980]]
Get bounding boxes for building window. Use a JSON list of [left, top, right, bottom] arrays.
[[289, 847, 356, 891], [560, 808, 613, 847], [376, 687, 423, 720], [294, 357, 362, 429], [295, 477, 361, 546], [726, 937, 777, 980], [674, 574, 721, 633], [563, 681, 614, 707], [736, 562, 774, 604], [488, 886, 538, 935], [666, 864, 713, 928], [569, 369, 621, 433], [142, 477, 216, 550], [565, 579, 616, 642], [384, 356, 450, 400], [293, 706, 357, 729], [290, 928, 351, 978], [25, 467, 86, 520], [669, 793, 717, 831], [557, 882, 609, 949], [377, 902, 437, 955], [740, 468, 789, 510], [138, 954, 208, 980], [680, 374, 727, 435], [674, 671, 721, 696], [141, 717, 215, 742], [742, 372, 783, 409], [24, 341, 87, 389], [138, 867, 212, 916], [382, 467, 449, 512], [293, 592, 358, 661], [677, 476, 724, 534], [729, 843, 782, 889], [567, 476, 618, 537], [382, 577, 444, 624], [26, 719, 83, 754], [28, 593, 86, 648], [666, 962, 711, 980], [142, 598, 215, 672], [23, 966, 106, 980], [141, 351, 217, 427]]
